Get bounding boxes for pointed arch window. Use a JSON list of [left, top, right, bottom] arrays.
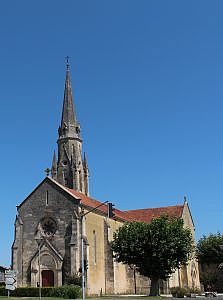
[[46, 190, 49, 206]]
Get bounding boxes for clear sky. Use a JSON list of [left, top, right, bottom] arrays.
[[1, 0, 223, 266]]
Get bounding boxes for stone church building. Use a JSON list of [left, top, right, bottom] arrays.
[[12, 63, 200, 295]]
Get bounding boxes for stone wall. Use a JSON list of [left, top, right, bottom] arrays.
[[12, 179, 79, 287], [12, 179, 200, 294]]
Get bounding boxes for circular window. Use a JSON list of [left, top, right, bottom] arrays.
[[41, 218, 57, 237]]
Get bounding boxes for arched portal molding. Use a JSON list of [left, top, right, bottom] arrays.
[[30, 239, 63, 287]]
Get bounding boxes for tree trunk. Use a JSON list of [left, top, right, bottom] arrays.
[[150, 277, 160, 296]]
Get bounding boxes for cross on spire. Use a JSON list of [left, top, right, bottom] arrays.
[[65, 56, 70, 70]]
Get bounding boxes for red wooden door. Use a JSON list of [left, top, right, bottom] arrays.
[[42, 270, 54, 287]]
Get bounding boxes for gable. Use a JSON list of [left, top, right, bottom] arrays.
[[17, 177, 81, 237], [17, 177, 80, 210], [181, 201, 195, 231]]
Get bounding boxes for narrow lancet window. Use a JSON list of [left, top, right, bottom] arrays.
[[46, 190, 49, 206], [92, 230, 97, 265]]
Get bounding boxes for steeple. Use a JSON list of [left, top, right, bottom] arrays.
[[62, 65, 76, 123], [58, 60, 81, 140], [52, 60, 89, 195]]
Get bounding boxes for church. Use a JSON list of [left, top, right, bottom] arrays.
[[12, 62, 200, 295]]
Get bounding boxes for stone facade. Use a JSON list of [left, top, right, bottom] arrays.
[[12, 180, 80, 287], [12, 64, 200, 294], [12, 178, 200, 294]]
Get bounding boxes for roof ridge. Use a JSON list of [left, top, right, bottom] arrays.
[[47, 178, 184, 224], [63, 184, 134, 222], [125, 204, 183, 212]]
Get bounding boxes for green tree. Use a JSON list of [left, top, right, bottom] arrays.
[[196, 233, 223, 291], [196, 233, 223, 264], [111, 215, 194, 296], [199, 270, 218, 291]]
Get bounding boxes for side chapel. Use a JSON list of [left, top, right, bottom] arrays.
[[12, 63, 200, 295]]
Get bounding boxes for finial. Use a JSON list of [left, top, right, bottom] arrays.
[[44, 168, 51, 177], [184, 196, 188, 204], [65, 56, 70, 70]]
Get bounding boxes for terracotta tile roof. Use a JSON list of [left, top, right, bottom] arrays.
[[66, 188, 134, 222], [66, 188, 183, 223], [124, 205, 184, 223], [49, 178, 183, 224]]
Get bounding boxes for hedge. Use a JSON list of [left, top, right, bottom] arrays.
[[0, 285, 81, 298]]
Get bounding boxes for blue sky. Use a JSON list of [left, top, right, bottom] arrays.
[[1, 0, 223, 266]]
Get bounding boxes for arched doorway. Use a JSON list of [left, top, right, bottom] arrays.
[[42, 270, 54, 287]]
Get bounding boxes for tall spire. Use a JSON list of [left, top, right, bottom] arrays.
[[61, 60, 77, 133], [54, 60, 89, 195]]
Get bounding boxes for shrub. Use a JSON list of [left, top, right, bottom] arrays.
[[189, 286, 202, 294], [171, 286, 187, 298], [0, 286, 7, 296], [184, 286, 202, 297], [65, 272, 82, 286], [0, 285, 81, 298], [50, 285, 81, 298]]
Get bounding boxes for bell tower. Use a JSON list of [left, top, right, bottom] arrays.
[[51, 60, 89, 196]]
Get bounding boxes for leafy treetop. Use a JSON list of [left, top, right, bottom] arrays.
[[111, 215, 194, 296], [196, 233, 223, 265]]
